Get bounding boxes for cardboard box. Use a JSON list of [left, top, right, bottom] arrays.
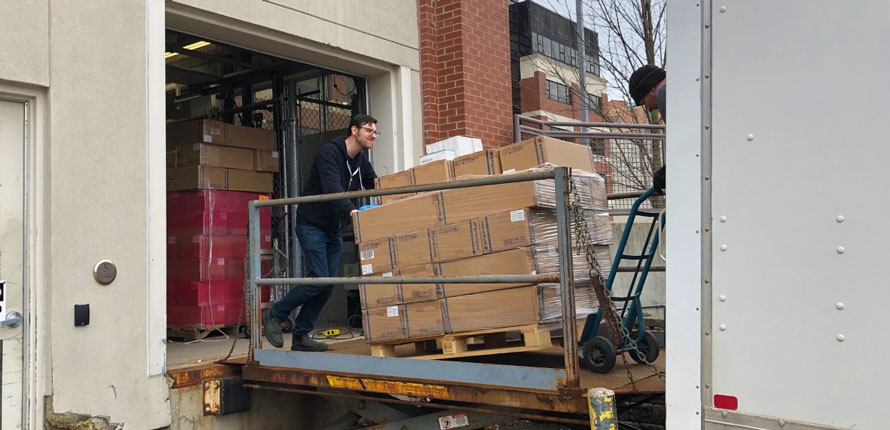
[[395, 229, 434, 268], [167, 119, 225, 145], [227, 169, 274, 193], [499, 136, 595, 174], [441, 181, 541, 223], [479, 208, 537, 254], [425, 136, 483, 156], [419, 149, 457, 164], [430, 219, 484, 262], [412, 159, 454, 186], [225, 123, 276, 150], [255, 150, 281, 173], [177, 143, 256, 170], [364, 300, 446, 343], [399, 263, 442, 304], [359, 271, 401, 309], [166, 149, 178, 167], [444, 286, 541, 333], [452, 150, 502, 177], [405, 300, 446, 339], [439, 248, 537, 297], [363, 305, 408, 343], [353, 192, 445, 242], [359, 263, 441, 309], [375, 170, 415, 204], [167, 166, 227, 191], [358, 237, 397, 275]]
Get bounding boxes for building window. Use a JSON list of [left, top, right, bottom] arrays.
[[590, 138, 606, 156], [547, 80, 571, 105], [587, 92, 602, 112]]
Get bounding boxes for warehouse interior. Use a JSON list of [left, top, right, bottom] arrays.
[[164, 29, 366, 344]]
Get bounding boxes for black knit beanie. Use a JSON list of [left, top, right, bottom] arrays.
[[628, 65, 666, 106]]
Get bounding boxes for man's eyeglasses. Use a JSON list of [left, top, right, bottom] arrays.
[[360, 126, 380, 137]]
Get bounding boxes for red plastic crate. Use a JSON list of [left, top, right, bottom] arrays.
[[167, 190, 272, 236], [167, 299, 245, 327], [167, 280, 245, 307], [167, 257, 244, 283]]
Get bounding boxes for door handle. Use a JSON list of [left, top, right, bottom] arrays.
[[0, 311, 22, 328]]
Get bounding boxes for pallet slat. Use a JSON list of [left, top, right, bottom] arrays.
[[370, 325, 553, 360]]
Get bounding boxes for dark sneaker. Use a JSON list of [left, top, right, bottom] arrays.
[[291, 334, 330, 352], [263, 312, 284, 348]]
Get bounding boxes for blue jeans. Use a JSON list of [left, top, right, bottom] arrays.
[[270, 222, 343, 336]]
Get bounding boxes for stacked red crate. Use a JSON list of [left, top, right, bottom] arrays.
[[167, 189, 272, 327]]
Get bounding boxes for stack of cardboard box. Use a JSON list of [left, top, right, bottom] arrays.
[[357, 136, 612, 344], [165, 119, 276, 330], [166, 119, 278, 193]]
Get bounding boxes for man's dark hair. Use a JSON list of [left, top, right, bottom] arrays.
[[628, 65, 666, 106], [347, 114, 377, 136]]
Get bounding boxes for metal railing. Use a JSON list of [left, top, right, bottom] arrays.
[[514, 114, 665, 212], [247, 167, 585, 391]]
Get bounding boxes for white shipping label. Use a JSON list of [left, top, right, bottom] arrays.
[[272, 151, 280, 158], [210, 127, 221, 135], [360, 249, 374, 260], [217, 258, 225, 265], [265, 235, 271, 242], [438, 413, 469, 429], [386, 306, 399, 317], [203, 134, 212, 143], [503, 169, 516, 174], [382, 272, 393, 278], [361, 264, 373, 275], [510, 209, 526, 222], [548, 246, 558, 257], [192, 235, 201, 243]]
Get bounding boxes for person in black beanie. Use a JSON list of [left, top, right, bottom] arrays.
[[628, 65, 666, 192]]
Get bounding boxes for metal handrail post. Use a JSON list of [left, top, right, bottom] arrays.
[[248, 200, 262, 354], [554, 167, 580, 389], [514, 113, 522, 142]]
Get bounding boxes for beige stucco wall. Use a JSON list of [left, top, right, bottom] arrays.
[[0, 0, 421, 428]]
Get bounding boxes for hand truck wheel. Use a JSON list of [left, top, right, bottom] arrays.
[[582, 336, 617, 374], [628, 330, 660, 365]]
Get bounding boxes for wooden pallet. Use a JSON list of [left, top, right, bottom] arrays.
[[370, 325, 553, 360], [167, 324, 242, 342]]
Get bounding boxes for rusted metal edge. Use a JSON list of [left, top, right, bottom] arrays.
[[167, 362, 242, 389], [242, 361, 589, 414], [242, 381, 591, 426]]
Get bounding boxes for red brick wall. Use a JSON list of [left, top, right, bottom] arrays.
[[418, 0, 514, 150]]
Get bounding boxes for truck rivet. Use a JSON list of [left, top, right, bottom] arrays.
[[720, 6, 727, 12], [705, 384, 710, 389], [705, 331, 710, 335], [719, 295, 726, 302], [719, 324, 726, 331], [720, 245, 727, 251], [836, 334, 845, 342], [721, 411, 728, 418], [704, 278, 710, 284], [705, 176, 710, 180], [746, 134, 754, 141], [705, 125, 710, 129], [836, 302, 845, 310], [705, 74, 710, 79], [836, 215, 844, 223], [778, 419, 786, 427], [705, 24, 710, 29], [720, 216, 727, 222], [704, 227, 710, 232], [836, 246, 845, 254]]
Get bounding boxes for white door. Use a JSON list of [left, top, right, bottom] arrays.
[[0, 99, 26, 429]]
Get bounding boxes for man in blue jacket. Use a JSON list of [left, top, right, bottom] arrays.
[[629, 65, 666, 192], [264, 114, 378, 351]]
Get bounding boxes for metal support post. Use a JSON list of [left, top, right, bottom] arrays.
[[588, 388, 617, 430], [285, 80, 302, 280], [248, 201, 262, 354], [554, 167, 580, 390], [514, 113, 522, 142]]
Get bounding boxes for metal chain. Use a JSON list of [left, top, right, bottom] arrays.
[[568, 179, 665, 386], [220, 257, 250, 362]]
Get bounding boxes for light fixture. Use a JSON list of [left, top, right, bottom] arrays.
[[164, 52, 179, 59], [182, 40, 211, 50]]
